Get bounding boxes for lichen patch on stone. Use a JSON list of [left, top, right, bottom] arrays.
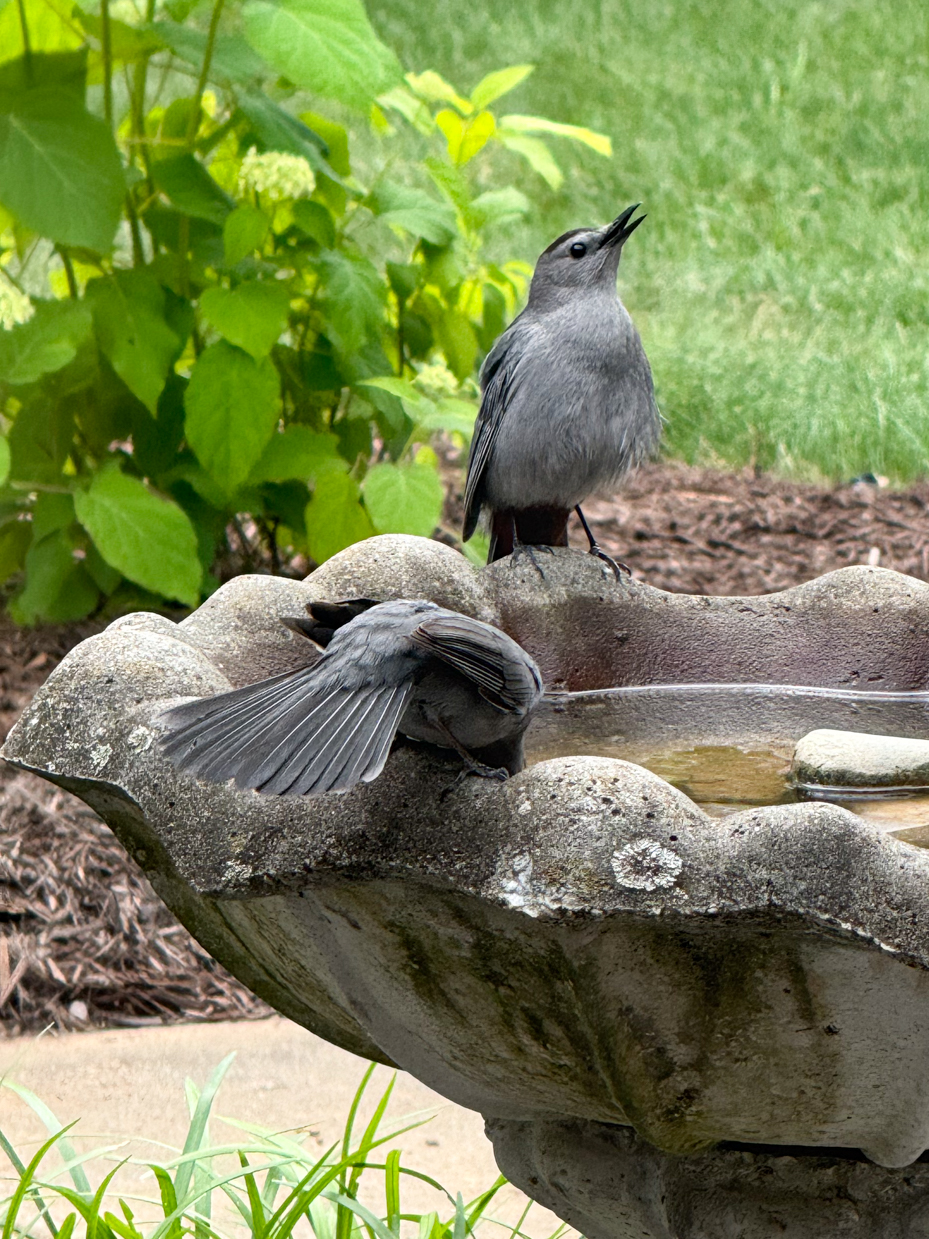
[[611, 837, 683, 890]]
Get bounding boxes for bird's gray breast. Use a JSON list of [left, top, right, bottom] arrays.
[[483, 297, 659, 511]]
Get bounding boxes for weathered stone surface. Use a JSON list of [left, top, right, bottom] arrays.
[[793, 728, 929, 789], [9, 535, 929, 1235], [488, 1118, 929, 1239]]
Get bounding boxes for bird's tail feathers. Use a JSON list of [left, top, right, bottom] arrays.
[[488, 508, 570, 563], [159, 669, 412, 796]]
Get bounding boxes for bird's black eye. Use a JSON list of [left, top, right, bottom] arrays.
[[569, 241, 587, 259]]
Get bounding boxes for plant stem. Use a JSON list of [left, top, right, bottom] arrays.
[[15, 0, 32, 84], [101, 0, 113, 127], [185, 0, 225, 149], [56, 247, 78, 299], [126, 194, 144, 266]]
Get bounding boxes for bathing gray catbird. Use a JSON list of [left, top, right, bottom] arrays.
[[463, 203, 661, 574], [159, 599, 544, 795]]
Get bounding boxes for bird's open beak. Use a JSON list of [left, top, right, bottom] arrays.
[[601, 203, 646, 248]]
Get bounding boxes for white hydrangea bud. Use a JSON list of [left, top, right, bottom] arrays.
[[414, 361, 459, 400], [0, 275, 34, 331], [238, 147, 316, 201]]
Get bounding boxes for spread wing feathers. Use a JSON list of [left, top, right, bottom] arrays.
[[463, 351, 519, 541], [159, 667, 413, 795], [410, 614, 540, 715]]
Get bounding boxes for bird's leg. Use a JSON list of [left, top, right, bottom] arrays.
[[427, 712, 509, 784], [508, 515, 552, 579], [575, 505, 630, 578]]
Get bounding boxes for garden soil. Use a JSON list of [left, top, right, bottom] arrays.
[[3, 462, 929, 1036]]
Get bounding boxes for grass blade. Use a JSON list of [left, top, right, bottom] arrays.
[[173, 1054, 236, 1207], [2, 1085, 91, 1197], [2, 1125, 78, 1239]]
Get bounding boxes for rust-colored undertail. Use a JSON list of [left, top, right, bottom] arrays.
[[488, 507, 570, 563]]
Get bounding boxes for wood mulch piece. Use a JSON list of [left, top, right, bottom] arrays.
[[3, 462, 929, 1036]]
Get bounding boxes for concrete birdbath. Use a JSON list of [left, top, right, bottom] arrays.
[[7, 534, 929, 1238]]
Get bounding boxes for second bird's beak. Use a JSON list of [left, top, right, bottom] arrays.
[[601, 203, 646, 248]]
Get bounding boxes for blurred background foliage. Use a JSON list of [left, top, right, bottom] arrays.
[[0, 0, 609, 620], [2, 0, 929, 622]]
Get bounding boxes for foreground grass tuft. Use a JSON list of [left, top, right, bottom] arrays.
[[370, 0, 929, 483], [0, 1058, 564, 1239]]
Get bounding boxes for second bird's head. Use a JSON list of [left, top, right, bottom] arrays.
[[528, 203, 645, 307]]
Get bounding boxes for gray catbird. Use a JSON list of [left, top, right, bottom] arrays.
[[463, 203, 661, 574], [159, 599, 544, 795]]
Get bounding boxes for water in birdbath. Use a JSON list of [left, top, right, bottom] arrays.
[[526, 684, 929, 848]]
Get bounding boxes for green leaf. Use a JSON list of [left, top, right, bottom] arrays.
[[436, 309, 478, 382], [436, 109, 494, 165], [0, 48, 86, 93], [0, 518, 31, 585], [223, 204, 270, 266], [237, 90, 329, 165], [86, 270, 181, 414], [0, 435, 8, 486], [358, 376, 431, 424], [8, 398, 74, 484], [405, 70, 470, 113], [292, 199, 335, 248], [74, 8, 163, 61], [467, 187, 529, 230], [31, 491, 75, 542], [305, 471, 375, 563], [0, 299, 92, 385], [200, 282, 290, 361], [0, 0, 82, 61], [9, 530, 99, 624], [242, 0, 402, 110], [249, 426, 346, 483], [299, 111, 350, 175], [149, 23, 266, 86], [497, 132, 562, 189], [150, 154, 234, 225], [0, 87, 124, 252], [184, 340, 281, 497], [367, 183, 456, 245], [423, 156, 471, 212], [74, 467, 201, 607], [361, 460, 444, 537], [317, 251, 385, 355], [416, 397, 478, 439], [498, 114, 613, 156], [469, 65, 533, 111]]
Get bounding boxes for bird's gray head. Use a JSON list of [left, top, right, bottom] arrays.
[[527, 203, 645, 310]]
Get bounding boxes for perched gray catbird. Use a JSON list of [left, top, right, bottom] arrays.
[[159, 599, 544, 795], [463, 203, 661, 574]]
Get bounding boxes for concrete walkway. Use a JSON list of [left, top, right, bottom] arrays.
[[0, 1017, 568, 1238]]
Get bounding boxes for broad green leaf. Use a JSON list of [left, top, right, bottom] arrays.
[[497, 132, 562, 189], [0, 518, 31, 585], [86, 270, 180, 414], [304, 471, 374, 563], [74, 8, 163, 61], [423, 157, 470, 212], [467, 187, 529, 230], [0, 87, 124, 251], [200, 282, 291, 361], [184, 340, 281, 497], [237, 91, 329, 166], [223, 205, 270, 266], [358, 376, 431, 424], [0, 0, 82, 62], [317, 251, 385, 355], [299, 112, 350, 175], [0, 434, 8, 486], [405, 71, 471, 114], [8, 398, 74, 484], [249, 426, 346, 483], [367, 183, 456, 245], [436, 109, 494, 165], [361, 460, 444, 537], [0, 49, 86, 93], [416, 397, 478, 439], [242, 0, 402, 110], [292, 199, 335, 248], [0, 299, 92, 385], [9, 530, 98, 624], [74, 467, 201, 607], [498, 114, 612, 157], [469, 65, 533, 111], [150, 155, 234, 225], [436, 309, 478, 381], [375, 86, 432, 135], [32, 491, 75, 542], [149, 23, 266, 86]]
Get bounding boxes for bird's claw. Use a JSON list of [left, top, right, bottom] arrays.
[[457, 762, 509, 784], [588, 544, 630, 579], [510, 541, 552, 579]]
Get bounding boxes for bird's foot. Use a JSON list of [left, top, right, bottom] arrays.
[[456, 760, 509, 784], [588, 544, 631, 579], [510, 541, 554, 579]]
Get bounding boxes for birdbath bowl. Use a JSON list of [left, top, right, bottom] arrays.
[[8, 534, 929, 1239]]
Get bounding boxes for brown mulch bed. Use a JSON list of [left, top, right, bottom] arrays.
[[3, 461, 929, 1037]]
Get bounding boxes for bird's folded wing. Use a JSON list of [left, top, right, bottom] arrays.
[[463, 352, 518, 540], [410, 614, 539, 714], [159, 666, 412, 796]]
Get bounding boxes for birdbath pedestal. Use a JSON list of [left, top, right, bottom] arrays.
[[7, 535, 929, 1239]]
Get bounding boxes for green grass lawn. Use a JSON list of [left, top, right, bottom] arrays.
[[369, 0, 929, 484]]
